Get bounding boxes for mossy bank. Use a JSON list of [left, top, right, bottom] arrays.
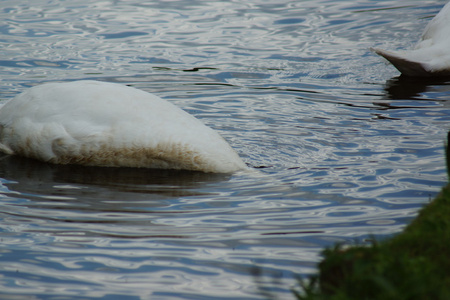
[[294, 133, 450, 300]]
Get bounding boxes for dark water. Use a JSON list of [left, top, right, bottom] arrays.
[[0, 0, 449, 299]]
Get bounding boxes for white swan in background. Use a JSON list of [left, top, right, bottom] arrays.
[[0, 80, 247, 173], [372, 1, 450, 77]]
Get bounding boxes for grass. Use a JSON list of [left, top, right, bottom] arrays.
[[293, 131, 450, 300]]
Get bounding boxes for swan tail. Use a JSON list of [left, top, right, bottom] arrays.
[[0, 142, 14, 155], [371, 47, 431, 77]]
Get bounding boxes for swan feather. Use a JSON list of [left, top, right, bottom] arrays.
[[0, 80, 247, 173]]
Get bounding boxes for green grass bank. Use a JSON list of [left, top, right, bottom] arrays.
[[294, 133, 450, 300]]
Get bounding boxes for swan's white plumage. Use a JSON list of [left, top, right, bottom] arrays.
[[372, 1, 450, 77], [0, 80, 247, 173]]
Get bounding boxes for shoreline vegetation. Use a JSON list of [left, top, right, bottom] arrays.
[[292, 132, 450, 300]]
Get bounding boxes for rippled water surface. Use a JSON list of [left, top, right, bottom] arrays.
[[0, 0, 449, 299]]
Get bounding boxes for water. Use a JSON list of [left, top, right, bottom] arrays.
[[0, 0, 448, 299]]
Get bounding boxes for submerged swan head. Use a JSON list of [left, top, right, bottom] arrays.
[[0, 80, 247, 173]]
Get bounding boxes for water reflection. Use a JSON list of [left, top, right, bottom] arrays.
[[0, 0, 449, 298], [0, 154, 236, 242], [384, 76, 450, 100], [0, 154, 228, 200]]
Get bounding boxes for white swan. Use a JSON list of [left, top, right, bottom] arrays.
[[372, 1, 450, 77], [0, 80, 247, 173]]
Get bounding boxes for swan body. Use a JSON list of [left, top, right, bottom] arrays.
[[372, 1, 450, 77], [0, 80, 247, 173]]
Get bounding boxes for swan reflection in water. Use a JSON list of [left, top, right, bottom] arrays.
[[0, 154, 230, 202]]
